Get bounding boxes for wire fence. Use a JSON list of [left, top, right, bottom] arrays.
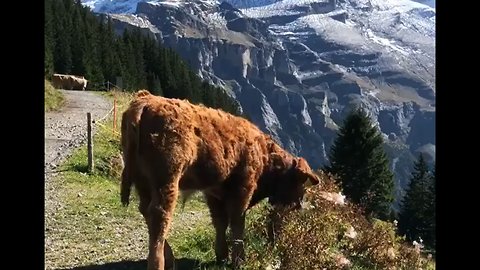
[[87, 81, 123, 92], [94, 91, 121, 137], [45, 85, 121, 174]]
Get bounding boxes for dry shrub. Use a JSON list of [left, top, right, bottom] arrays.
[[107, 153, 124, 179], [244, 171, 435, 270]]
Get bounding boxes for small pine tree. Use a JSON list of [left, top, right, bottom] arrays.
[[44, 0, 55, 77], [176, 63, 193, 100], [45, 0, 240, 114], [152, 74, 163, 96], [52, 0, 72, 74], [325, 107, 394, 220], [201, 82, 215, 108], [159, 48, 176, 97], [70, 7, 86, 75], [97, 16, 116, 83], [189, 70, 202, 102], [425, 163, 435, 250], [398, 154, 434, 249], [431, 165, 436, 243]]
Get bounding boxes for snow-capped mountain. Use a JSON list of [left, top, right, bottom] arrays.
[[81, 0, 435, 208], [411, 0, 435, 8]]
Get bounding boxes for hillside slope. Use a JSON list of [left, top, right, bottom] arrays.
[[81, 0, 435, 208]]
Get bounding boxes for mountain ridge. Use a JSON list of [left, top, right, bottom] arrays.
[[81, 0, 435, 209]]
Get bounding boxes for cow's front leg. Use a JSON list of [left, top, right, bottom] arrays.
[[205, 194, 229, 264], [229, 179, 256, 268], [147, 181, 179, 270], [137, 184, 151, 222], [230, 211, 246, 268]]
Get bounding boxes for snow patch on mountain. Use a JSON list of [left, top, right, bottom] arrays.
[[147, 1, 184, 8], [207, 11, 228, 28], [88, 0, 147, 14], [109, 13, 161, 32], [365, 29, 409, 56]]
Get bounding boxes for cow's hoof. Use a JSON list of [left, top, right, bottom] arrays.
[[215, 258, 228, 265], [232, 242, 245, 263], [165, 240, 175, 270], [232, 258, 244, 270]]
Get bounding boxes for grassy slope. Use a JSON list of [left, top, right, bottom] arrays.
[[45, 91, 225, 270], [45, 79, 65, 112], [45, 91, 435, 270]]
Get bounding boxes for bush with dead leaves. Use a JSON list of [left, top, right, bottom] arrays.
[[244, 171, 435, 270]]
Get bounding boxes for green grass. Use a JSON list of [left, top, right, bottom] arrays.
[[45, 91, 227, 270], [45, 79, 65, 112], [45, 90, 435, 270]]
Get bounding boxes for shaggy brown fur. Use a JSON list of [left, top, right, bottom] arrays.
[[120, 90, 320, 270], [51, 74, 88, 90]]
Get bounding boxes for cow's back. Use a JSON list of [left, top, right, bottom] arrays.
[[51, 74, 66, 89], [50, 74, 88, 90], [137, 94, 270, 189], [120, 91, 156, 205]]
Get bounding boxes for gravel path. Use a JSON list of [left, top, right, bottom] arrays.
[[44, 91, 212, 269], [45, 90, 112, 241], [45, 90, 112, 172]]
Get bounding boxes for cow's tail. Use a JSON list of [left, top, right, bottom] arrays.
[[122, 103, 153, 207], [120, 112, 132, 206], [180, 190, 196, 211], [135, 89, 151, 99], [120, 168, 132, 207], [120, 92, 154, 207], [137, 102, 195, 211]]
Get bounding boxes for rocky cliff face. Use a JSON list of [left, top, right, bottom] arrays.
[[83, 0, 435, 209]]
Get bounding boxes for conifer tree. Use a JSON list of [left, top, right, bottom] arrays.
[[52, 0, 72, 74], [44, 0, 55, 76], [120, 29, 138, 90], [97, 16, 117, 83], [425, 163, 435, 250], [151, 73, 163, 96], [325, 107, 394, 220], [189, 70, 202, 102], [201, 81, 215, 107], [159, 48, 176, 97], [82, 18, 104, 87], [70, 7, 86, 75], [176, 63, 193, 100], [45, 0, 240, 114], [398, 154, 434, 249]]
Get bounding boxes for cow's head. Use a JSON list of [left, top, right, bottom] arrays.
[[269, 154, 320, 209]]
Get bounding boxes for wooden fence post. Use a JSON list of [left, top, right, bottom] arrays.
[[87, 112, 94, 173], [113, 97, 117, 132]]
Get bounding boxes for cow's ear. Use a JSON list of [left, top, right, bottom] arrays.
[[271, 153, 283, 169], [271, 153, 287, 170], [295, 158, 320, 187], [291, 158, 297, 169], [305, 172, 320, 187], [149, 133, 162, 146]]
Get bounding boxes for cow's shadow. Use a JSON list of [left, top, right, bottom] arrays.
[[57, 258, 230, 270]]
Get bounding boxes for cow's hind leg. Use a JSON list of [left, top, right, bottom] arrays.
[[230, 210, 246, 268], [228, 161, 262, 268], [229, 181, 257, 268], [138, 185, 151, 222], [146, 177, 180, 270], [205, 194, 229, 264]]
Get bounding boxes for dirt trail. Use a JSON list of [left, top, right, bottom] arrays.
[[45, 90, 111, 173], [45, 90, 111, 244], [44, 91, 212, 270]]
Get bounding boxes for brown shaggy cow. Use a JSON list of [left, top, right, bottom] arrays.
[[51, 74, 88, 90], [120, 90, 320, 270]]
